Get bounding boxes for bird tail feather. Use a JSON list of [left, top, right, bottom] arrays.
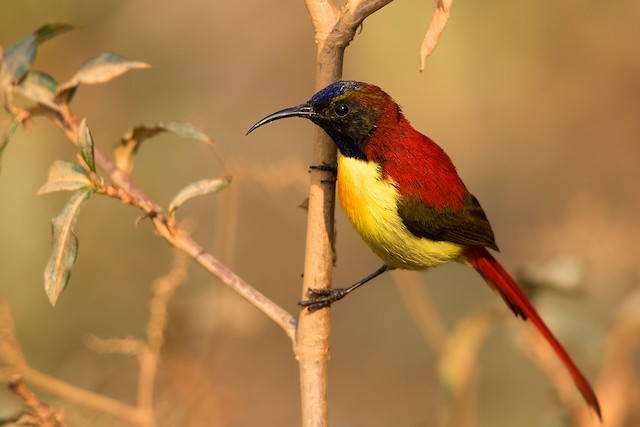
[[464, 245, 602, 420]]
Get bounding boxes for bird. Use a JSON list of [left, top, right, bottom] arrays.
[[247, 80, 601, 419]]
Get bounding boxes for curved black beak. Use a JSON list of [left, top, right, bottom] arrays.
[[246, 103, 315, 135]]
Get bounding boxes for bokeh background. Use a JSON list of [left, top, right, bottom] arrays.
[[1, 1, 639, 426]]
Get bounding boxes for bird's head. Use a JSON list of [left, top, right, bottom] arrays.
[[247, 81, 400, 160]]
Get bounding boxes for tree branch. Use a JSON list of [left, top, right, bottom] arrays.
[[33, 104, 297, 342], [0, 302, 143, 426], [296, 2, 394, 426]]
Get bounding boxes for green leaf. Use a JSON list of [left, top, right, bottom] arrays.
[[33, 23, 75, 44], [160, 122, 211, 142], [1, 34, 37, 84], [168, 177, 232, 216], [114, 121, 212, 174], [37, 160, 93, 195], [57, 52, 150, 102], [78, 118, 96, 173], [1, 23, 74, 85], [17, 71, 59, 109], [44, 189, 92, 306]]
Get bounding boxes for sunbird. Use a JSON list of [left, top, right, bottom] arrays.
[[247, 80, 601, 419]]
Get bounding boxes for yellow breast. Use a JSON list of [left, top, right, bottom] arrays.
[[336, 154, 464, 270]]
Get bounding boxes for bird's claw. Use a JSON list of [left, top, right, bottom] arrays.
[[309, 162, 338, 184], [309, 161, 338, 172], [298, 287, 347, 312]]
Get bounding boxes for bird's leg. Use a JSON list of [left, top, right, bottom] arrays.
[[299, 264, 390, 312], [309, 161, 338, 183]]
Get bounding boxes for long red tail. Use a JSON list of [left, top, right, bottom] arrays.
[[464, 245, 602, 420]]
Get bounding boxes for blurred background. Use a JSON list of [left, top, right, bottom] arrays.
[[1, 0, 639, 426]]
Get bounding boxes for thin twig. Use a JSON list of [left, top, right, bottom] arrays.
[[8, 375, 66, 427], [26, 103, 297, 342], [0, 302, 143, 426], [391, 270, 447, 355], [138, 251, 190, 425], [24, 367, 143, 426], [0, 301, 26, 371]]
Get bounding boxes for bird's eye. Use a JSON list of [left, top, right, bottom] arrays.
[[334, 104, 349, 117]]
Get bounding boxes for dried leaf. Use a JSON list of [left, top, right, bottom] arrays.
[[114, 121, 212, 173], [517, 258, 587, 296], [44, 189, 93, 306], [57, 52, 150, 102], [419, 0, 453, 71], [17, 71, 59, 109], [1, 35, 37, 84], [78, 118, 96, 173], [37, 160, 93, 195], [168, 177, 232, 216]]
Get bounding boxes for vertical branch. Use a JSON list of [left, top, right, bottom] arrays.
[[296, 2, 394, 426], [137, 251, 190, 425], [294, 26, 342, 427]]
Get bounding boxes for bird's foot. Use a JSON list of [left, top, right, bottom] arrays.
[[309, 161, 337, 172], [298, 287, 348, 312], [309, 162, 337, 183]]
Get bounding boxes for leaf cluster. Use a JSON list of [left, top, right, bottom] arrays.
[[1, 24, 230, 306]]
